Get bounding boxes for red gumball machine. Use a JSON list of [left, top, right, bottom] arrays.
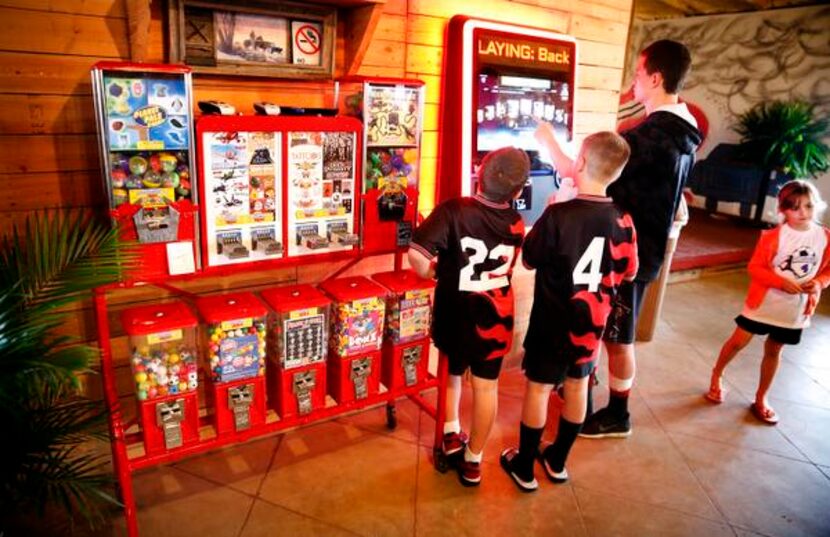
[[319, 277, 386, 404], [336, 77, 426, 254], [195, 293, 268, 436], [121, 301, 200, 455], [371, 270, 434, 390], [91, 62, 200, 279], [260, 285, 330, 419]]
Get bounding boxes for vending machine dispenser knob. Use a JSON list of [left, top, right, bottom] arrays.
[[156, 399, 185, 450], [228, 384, 254, 431], [293, 370, 317, 415]]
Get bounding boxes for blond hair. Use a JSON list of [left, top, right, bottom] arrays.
[[580, 131, 631, 184]]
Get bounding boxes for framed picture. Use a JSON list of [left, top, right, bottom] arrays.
[[168, 0, 336, 79]]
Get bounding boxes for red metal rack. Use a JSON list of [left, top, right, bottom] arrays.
[[93, 256, 449, 537]]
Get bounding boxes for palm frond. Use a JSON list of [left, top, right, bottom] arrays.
[[0, 210, 137, 311], [0, 209, 136, 529]]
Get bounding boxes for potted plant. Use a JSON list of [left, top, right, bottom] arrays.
[[734, 100, 830, 223], [0, 211, 135, 533]]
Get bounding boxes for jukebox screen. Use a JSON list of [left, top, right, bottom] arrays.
[[476, 72, 571, 153]]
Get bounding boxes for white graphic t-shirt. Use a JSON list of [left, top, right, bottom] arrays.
[[742, 223, 827, 328]]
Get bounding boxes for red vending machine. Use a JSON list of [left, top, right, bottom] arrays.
[[260, 285, 330, 419], [320, 276, 386, 403], [337, 77, 426, 253], [438, 17, 577, 226], [121, 301, 200, 455], [372, 270, 434, 390], [196, 293, 268, 436], [91, 62, 199, 278], [196, 115, 362, 270]]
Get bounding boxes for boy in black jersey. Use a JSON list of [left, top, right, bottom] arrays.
[[409, 147, 528, 486], [501, 132, 638, 491]]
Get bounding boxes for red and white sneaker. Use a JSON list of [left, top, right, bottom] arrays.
[[456, 458, 481, 487], [442, 431, 468, 456]]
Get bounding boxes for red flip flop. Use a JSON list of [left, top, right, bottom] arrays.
[[750, 402, 779, 425]]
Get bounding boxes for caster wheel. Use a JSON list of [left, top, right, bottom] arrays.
[[385, 405, 398, 430]]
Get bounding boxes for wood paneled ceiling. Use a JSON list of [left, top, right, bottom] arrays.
[[633, 0, 825, 20]]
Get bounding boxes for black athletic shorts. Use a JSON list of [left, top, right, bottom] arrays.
[[602, 279, 648, 345], [522, 347, 595, 386], [735, 315, 802, 345], [447, 354, 504, 380]]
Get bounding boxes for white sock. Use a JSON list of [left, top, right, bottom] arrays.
[[443, 420, 460, 435], [464, 446, 482, 463]]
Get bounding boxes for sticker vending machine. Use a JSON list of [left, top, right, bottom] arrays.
[[91, 62, 199, 278], [196, 115, 362, 270], [438, 17, 577, 226], [338, 77, 425, 253]]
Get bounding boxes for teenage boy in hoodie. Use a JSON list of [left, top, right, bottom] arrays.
[[535, 39, 703, 438]]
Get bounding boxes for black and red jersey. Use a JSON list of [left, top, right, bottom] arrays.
[[523, 195, 638, 368], [411, 194, 525, 361]]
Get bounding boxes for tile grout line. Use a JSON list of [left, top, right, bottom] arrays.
[[636, 389, 734, 526], [568, 482, 592, 537]]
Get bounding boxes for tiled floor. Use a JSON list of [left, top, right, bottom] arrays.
[[104, 271, 830, 537]]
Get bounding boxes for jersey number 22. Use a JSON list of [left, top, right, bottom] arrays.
[[459, 237, 516, 292]]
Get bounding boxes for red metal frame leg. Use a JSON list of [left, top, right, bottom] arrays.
[[433, 353, 448, 451], [94, 289, 139, 537]]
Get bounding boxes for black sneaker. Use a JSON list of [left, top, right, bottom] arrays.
[[500, 447, 538, 492], [579, 407, 631, 439]]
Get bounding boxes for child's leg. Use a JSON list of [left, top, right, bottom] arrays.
[[544, 376, 590, 473], [467, 374, 498, 457], [756, 337, 784, 410], [710, 327, 754, 392], [606, 341, 635, 418], [512, 380, 553, 478]]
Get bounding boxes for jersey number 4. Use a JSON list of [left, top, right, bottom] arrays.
[[573, 237, 605, 292], [459, 237, 516, 292]]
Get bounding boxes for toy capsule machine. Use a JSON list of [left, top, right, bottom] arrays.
[[337, 77, 425, 254], [372, 270, 433, 390], [319, 276, 386, 403], [91, 62, 199, 279], [260, 285, 330, 419], [195, 293, 268, 436], [121, 301, 200, 455]]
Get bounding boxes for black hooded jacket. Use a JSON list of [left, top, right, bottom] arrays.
[[608, 110, 703, 282]]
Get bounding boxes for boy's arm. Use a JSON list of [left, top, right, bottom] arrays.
[[534, 120, 575, 178], [409, 202, 450, 279], [408, 246, 435, 279]]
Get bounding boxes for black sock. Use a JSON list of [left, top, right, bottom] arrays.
[[608, 391, 629, 417], [545, 417, 583, 472], [516, 422, 544, 478]]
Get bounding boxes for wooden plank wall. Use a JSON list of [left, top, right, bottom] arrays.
[[0, 0, 632, 410]]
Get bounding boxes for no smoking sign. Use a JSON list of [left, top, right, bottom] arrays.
[[292, 21, 322, 65]]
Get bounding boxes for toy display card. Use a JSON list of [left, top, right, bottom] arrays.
[[365, 85, 420, 147], [103, 76, 190, 151], [287, 131, 357, 256], [202, 130, 283, 266], [282, 313, 326, 368]]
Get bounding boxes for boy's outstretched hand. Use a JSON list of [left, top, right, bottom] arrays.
[[534, 119, 558, 149]]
